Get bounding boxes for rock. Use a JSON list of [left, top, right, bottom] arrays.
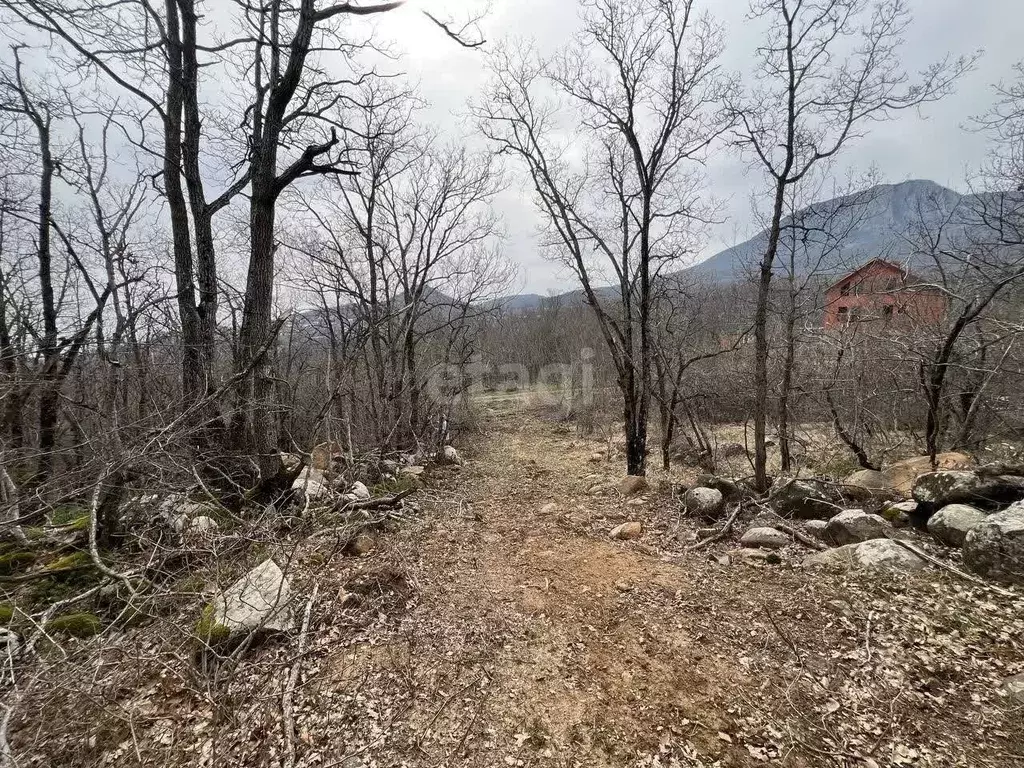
[[439, 445, 463, 466], [683, 487, 725, 520], [771, 479, 841, 520], [963, 506, 1024, 585], [350, 481, 371, 500], [882, 500, 917, 527], [913, 470, 1024, 510], [292, 478, 331, 503], [1000, 673, 1024, 705], [189, 516, 219, 534], [617, 475, 649, 497], [884, 452, 973, 495], [295, 467, 328, 486], [588, 452, 604, 464], [280, 452, 302, 472], [610, 521, 642, 540], [804, 520, 829, 540], [695, 474, 744, 501], [842, 469, 897, 500], [200, 559, 292, 644], [311, 441, 345, 471], [824, 509, 892, 545], [805, 539, 925, 572], [729, 547, 783, 564], [346, 534, 376, 556], [740, 527, 789, 549], [399, 465, 425, 478], [539, 502, 558, 516], [927, 504, 988, 547], [749, 509, 785, 530]]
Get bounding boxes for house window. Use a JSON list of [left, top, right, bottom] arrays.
[[840, 282, 851, 297], [883, 305, 893, 318], [837, 306, 849, 321]]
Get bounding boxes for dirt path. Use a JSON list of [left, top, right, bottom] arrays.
[[300, 400, 1022, 767]]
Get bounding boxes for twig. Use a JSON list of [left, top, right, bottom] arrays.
[[687, 503, 743, 551], [283, 583, 318, 768], [773, 520, 829, 551], [762, 605, 803, 665], [342, 488, 416, 511], [890, 539, 1017, 598]]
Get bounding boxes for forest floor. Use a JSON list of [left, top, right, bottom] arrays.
[[17, 395, 1024, 767]]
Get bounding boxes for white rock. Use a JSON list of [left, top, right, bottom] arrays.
[[439, 445, 463, 465], [350, 481, 371, 500], [824, 509, 891, 545], [963, 505, 1024, 585], [208, 559, 292, 640], [683, 487, 724, 519], [805, 539, 925, 572], [739, 527, 789, 549], [927, 504, 987, 547]]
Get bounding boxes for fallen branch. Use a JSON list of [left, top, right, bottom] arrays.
[[343, 488, 415, 512], [282, 583, 318, 768], [687, 503, 743, 551], [890, 539, 1017, 598], [773, 521, 829, 551]]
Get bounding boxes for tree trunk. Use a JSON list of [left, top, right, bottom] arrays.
[[753, 179, 788, 492]]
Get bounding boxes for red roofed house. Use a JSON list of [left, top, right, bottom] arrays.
[[823, 259, 947, 330]]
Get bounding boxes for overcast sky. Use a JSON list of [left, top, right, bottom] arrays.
[[371, 0, 1021, 295]]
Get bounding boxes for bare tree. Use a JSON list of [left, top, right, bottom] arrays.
[[478, 0, 732, 474], [731, 0, 974, 490]]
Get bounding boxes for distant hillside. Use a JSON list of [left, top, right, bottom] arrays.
[[500, 179, 973, 310], [687, 179, 966, 280]]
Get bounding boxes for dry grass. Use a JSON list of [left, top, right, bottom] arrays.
[[9, 398, 1024, 767]]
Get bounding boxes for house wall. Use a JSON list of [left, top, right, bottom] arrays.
[[823, 261, 946, 329]]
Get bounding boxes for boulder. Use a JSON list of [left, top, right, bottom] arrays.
[[824, 509, 891, 545], [804, 520, 829, 540], [350, 481, 371, 500], [439, 445, 463, 466], [963, 506, 1024, 585], [842, 469, 897, 500], [683, 487, 725, 520], [926, 504, 987, 547], [884, 452, 973, 495], [610, 522, 643, 540], [617, 475, 649, 497], [293, 478, 332, 504], [200, 559, 292, 644], [805, 539, 925, 572], [770, 479, 842, 520], [881, 500, 917, 528], [311, 441, 345, 471], [695, 474, 744, 501], [913, 470, 1024, 510], [739, 527, 789, 549]]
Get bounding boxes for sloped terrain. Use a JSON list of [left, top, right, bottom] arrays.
[[10, 399, 1024, 767]]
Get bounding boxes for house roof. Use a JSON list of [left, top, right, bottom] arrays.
[[824, 258, 930, 293]]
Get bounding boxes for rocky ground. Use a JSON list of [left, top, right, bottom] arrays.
[[8, 398, 1024, 767]]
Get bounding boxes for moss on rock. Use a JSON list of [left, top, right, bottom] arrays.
[[194, 603, 230, 646], [0, 551, 37, 575], [48, 612, 102, 638]]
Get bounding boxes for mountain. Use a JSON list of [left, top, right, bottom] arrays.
[[687, 179, 966, 280], [498, 179, 977, 310]]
